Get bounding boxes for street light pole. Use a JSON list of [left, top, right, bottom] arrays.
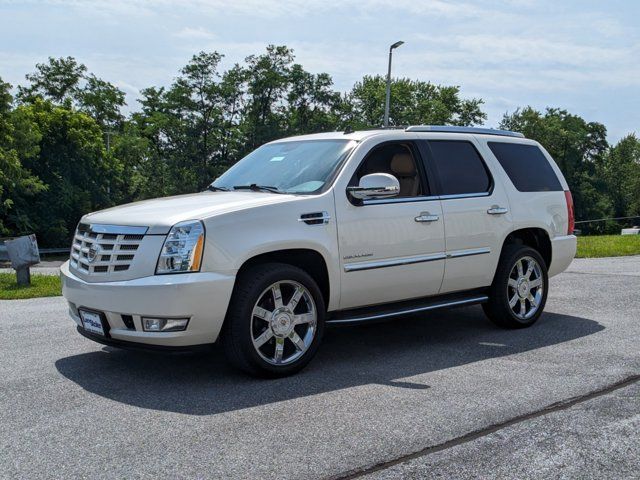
[[383, 40, 404, 127]]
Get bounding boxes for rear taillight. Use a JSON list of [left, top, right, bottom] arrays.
[[564, 190, 575, 235]]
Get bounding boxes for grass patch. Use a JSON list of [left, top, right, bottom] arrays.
[[576, 235, 640, 258], [0, 272, 61, 300]]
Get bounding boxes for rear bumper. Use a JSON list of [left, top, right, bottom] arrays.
[[549, 234, 577, 277], [61, 261, 236, 347]]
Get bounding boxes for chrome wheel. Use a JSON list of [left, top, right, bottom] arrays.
[[507, 256, 544, 321], [251, 280, 317, 366]]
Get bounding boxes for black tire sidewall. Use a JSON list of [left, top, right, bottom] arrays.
[[223, 263, 326, 377], [486, 245, 549, 328]]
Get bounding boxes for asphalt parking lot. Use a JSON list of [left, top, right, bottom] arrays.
[[1, 257, 639, 479]]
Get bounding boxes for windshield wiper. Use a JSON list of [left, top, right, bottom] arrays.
[[233, 184, 282, 194], [206, 185, 229, 192]]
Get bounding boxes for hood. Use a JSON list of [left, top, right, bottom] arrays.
[[82, 191, 299, 234]]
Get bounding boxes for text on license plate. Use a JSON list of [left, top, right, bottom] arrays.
[[80, 310, 105, 336]]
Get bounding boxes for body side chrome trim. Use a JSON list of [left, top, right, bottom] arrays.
[[327, 295, 489, 324], [344, 247, 490, 273], [363, 195, 440, 206], [438, 192, 491, 200], [446, 247, 491, 259], [360, 192, 491, 206], [344, 252, 446, 272]]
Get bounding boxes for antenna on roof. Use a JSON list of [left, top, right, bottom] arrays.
[[343, 125, 354, 135]]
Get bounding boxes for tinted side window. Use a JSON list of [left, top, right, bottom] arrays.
[[488, 142, 562, 192], [355, 142, 427, 197], [427, 141, 491, 195]]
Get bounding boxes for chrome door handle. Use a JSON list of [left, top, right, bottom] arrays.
[[487, 206, 509, 215], [415, 212, 439, 223]]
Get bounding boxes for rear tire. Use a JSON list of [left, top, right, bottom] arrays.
[[221, 263, 325, 378], [483, 245, 548, 329]]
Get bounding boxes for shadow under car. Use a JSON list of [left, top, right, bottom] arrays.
[[55, 306, 604, 416]]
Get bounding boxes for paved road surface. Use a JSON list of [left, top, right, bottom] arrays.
[[362, 380, 639, 479], [1, 257, 639, 479]]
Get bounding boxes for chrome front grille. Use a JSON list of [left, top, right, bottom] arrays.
[[70, 224, 147, 276]]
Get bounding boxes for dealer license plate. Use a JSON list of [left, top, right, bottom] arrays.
[[79, 309, 105, 336]]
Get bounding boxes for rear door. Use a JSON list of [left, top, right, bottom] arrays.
[[418, 138, 512, 293]]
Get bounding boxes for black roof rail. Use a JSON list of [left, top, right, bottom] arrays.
[[405, 125, 525, 138]]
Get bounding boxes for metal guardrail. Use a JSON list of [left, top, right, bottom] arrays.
[[0, 241, 69, 262], [575, 215, 640, 225], [38, 248, 70, 255], [0, 242, 9, 261]]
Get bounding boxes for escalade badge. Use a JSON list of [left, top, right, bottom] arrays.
[[343, 252, 373, 260], [87, 244, 100, 263]]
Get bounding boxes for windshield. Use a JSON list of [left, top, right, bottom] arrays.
[[211, 139, 355, 194]]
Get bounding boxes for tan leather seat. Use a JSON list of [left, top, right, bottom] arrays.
[[390, 152, 419, 197]]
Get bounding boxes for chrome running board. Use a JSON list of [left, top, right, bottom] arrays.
[[327, 292, 489, 326]]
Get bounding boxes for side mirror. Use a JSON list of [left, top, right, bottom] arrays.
[[347, 173, 400, 201]]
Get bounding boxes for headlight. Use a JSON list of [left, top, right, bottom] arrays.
[[155, 220, 205, 274]]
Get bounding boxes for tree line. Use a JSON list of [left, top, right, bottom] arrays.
[[1, 45, 638, 246]]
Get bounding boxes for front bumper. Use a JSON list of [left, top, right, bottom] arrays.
[[61, 261, 236, 347]]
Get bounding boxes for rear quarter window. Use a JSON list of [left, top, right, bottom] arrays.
[[488, 142, 562, 192]]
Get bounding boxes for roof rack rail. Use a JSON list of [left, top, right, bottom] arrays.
[[405, 125, 524, 138]]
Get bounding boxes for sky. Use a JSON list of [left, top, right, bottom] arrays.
[[0, 0, 638, 142]]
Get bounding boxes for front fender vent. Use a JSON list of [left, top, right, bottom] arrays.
[[299, 211, 331, 226]]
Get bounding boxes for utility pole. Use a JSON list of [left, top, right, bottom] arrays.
[[384, 41, 404, 128], [105, 130, 114, 152]]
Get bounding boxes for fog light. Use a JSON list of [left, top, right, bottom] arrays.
[[142, 317, 190, 332]]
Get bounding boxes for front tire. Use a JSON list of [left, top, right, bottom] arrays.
[[483, 245, 548, 328], [221, 263, 325, 377]]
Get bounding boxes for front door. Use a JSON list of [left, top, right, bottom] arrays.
[[334, 141, 446, 310]]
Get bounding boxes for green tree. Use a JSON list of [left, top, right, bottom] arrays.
[[285, 65, 341, 135], [78, 74, 126, 130], [131, 87, 173, 199], [108, 122, 149, 203], [217, 64, 248, 172], [344, 75, 486, 128], [19, 57, 127, 134], [16, 99, 123, 246], [0, 78, 44, 235], [243, 45, 294, 149], [603, 134, 640, 218], [500, 107, 611, 228], [17, 56, 86, 105], [133, 52, 244, 195], [166, 51, 225, 190]]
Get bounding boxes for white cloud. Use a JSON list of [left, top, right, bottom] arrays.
[[1, 0, 514, 20], [173, 27, 216, 41]]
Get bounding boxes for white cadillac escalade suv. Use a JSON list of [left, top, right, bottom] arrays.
[[61, 126, 577, 377]]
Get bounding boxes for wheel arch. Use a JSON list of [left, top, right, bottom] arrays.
[[236, 248, 331, 310], [500, 227, 552, 268]]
